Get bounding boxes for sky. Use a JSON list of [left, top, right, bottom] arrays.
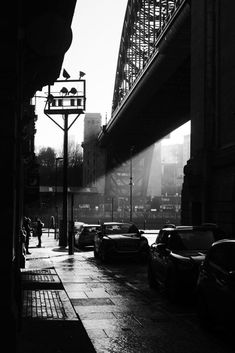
[[34, 0, 190, 152]]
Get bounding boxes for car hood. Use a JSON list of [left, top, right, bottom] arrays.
[[106, 233, 141, 241], [172, 250, 207, 263]]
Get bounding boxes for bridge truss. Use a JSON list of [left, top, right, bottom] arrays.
[[112, 0, 186, 113]]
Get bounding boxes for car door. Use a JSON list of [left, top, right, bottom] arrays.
[[206, 243, 235, 317]]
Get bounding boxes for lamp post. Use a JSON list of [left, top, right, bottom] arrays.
[[61, 114, 68, 247], [44, 71, 86, 252], [55, 157, 63, 239]]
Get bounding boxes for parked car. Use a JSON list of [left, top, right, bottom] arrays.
[[93, 222, 149, 263], [196, 239, 235, 327], [74, 223, 101, 249], [147, 225, 227, 300], [162, 223, 176, 229]]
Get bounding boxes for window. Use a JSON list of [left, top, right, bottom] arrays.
[[156, 230, 172, 244], [104, 223, 138, 235], [177, 230, 215, 250]]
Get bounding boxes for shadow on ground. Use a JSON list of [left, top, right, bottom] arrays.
[[17, 320, 96, 353]]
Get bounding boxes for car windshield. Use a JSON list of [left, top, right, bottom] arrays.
[[168, 230, 216, 250], [83, 226, 100, 234], [74, 225, 83, 232], [104, 223, 139, 235]]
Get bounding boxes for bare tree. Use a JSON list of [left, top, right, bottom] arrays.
[[37, 143, 83, 186], [37, 147, 56, 168], [68, 140, 83, 167]]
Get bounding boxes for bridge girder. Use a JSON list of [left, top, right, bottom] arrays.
[[112, 0, 186, 108], [98, 0, 190, 163]]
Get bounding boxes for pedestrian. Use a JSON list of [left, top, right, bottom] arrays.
[[36, 217, 44, 247], [50, 215, 55, 229], [23, 216, 32, 254]]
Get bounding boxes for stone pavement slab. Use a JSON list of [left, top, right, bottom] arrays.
[[22, 289, 77, 320], [18, 233, 97, 353], [21, 268, 62, 289]]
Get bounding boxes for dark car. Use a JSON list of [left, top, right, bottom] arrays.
[[93, 222, 149, 263], [74, 224, 101, 249], [147, 225, 227, 300], [196, 239, 235, 327]]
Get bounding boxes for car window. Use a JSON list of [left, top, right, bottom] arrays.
[[83, 226, 100, 234], [104, 223, 138, 235], [74, 225, 83, 233], [156, 230, 172, 244], [167, 233, 186, 250], [174, 230, 215, 250], [209, 243, 235, 271]]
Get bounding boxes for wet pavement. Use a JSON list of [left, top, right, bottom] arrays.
[[20, 230, 235, 353]]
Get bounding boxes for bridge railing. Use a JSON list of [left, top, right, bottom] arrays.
[[111, 0, 186, 116]]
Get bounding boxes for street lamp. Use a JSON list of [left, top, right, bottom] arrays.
[[55, 157, 63, 239], [44, 70, 86, 253]]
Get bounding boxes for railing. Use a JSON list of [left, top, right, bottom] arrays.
[[111, 0, 186, 115]]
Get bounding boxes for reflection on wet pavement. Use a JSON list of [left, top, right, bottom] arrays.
[[52, 249, 234, 353]]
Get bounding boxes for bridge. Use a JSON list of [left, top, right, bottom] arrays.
[[4, 0, 235, 343], [97, 0, 235, 235], [98, 0, 190, 155]]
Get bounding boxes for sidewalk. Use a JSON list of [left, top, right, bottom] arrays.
[[17, 230, 96, 353], [17, 230, 233, 353]]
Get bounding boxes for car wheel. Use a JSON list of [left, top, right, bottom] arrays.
[[147, 262, 158, 289]]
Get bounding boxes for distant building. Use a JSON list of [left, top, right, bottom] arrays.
[[183, 134, 190, 167], [105, 147, 154, 211], [147, 134, 190, 198], [147, 143, 161, 197], [82, 114, 190, 216], [82, 113, 106, 194]]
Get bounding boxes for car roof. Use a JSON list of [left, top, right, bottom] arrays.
[[161, 225, 193, 231], [74, 222, 85, 226], [83, 224, 100, 227], [212, 238, 235, 246], [163, 223, 176, 228], [103, 222, 132, 225], [168, 225, 220, 230]]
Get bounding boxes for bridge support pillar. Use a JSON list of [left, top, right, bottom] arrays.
[[181, 0, 235, 234]]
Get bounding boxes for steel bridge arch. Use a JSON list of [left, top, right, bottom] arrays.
[[112, 0, 187, 114]]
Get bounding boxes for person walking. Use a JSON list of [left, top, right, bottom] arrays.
[[50, 215, 55, 229], [36, 217, 44, 247], [23, 216, 32, 254]]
